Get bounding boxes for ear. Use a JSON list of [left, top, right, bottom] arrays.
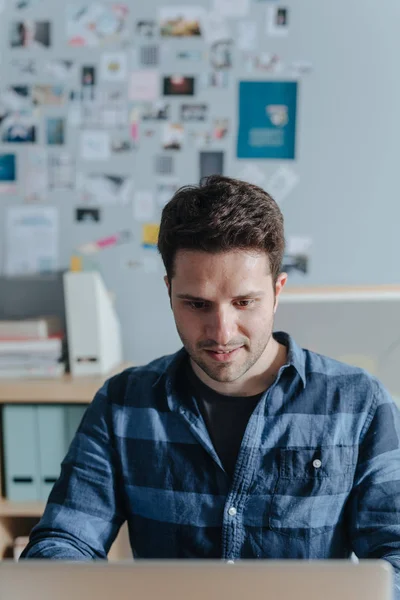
[[273, 272, 288, 313]]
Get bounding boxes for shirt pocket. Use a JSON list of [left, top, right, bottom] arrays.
[[268, 446, 355, 540]]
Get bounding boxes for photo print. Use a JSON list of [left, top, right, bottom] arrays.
[[136, 19, 157, 38], [267, 5, 289, 37], [1, 112, 36, 143], [33, 85, 66, 106], [139, 45, 159, 67], [162, 123, 184, 150], [213, 118, 229, 139], [141, 100, 169, 121], [48, 152, 75, 190], [46, 117, 65, 145], [78, 173, 132, 205], [0, 153, 17, 194], [82, 65, 96, 87], [45, 59, 76, 80], [159, 6, 204, 37], [1, 86, 31, 112], [155, 154, 174, 175], [67, 3, 129, 47], [10, 20, 51, 47], [76, 208, 101, 223], [110, 134, 132, 153], [24, 148, 48, 202], [210, 39, 233, 69], [180, 103, 208, 122], [163, 76, 195, 96]]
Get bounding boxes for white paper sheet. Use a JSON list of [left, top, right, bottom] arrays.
[[5, 206, 58, 275], [237, 21, 257, 51], [267, 166, 299, 203], [80, 130, 111, 160], [202, 11, 231, 44], [213, 0, 250, 18], [133, 191, 155, 222], [129, 70, 159, 101], [24, 148, 48, 202]]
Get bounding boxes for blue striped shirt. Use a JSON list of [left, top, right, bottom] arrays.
[[21, 332, 400, 593]]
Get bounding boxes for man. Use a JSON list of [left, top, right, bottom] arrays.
[[22, 176, 400, 588]]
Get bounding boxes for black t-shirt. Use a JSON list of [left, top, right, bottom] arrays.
[[184, 360, 264, 478]]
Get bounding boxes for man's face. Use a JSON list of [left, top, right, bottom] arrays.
[[165, 249, 287, 389]]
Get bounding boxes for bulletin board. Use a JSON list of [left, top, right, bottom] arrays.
[[0, 0, 399, 364]]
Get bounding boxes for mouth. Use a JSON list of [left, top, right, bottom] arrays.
[[204, 346, 243, 362]]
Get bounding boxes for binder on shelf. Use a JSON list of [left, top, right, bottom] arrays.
[[3, 405, 41, 502], [37, 406, 68, 502], [3, 405, 88, 503]]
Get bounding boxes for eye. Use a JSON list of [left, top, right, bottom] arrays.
[[235, 299, 255, 307], [186, 301, 208, 310]]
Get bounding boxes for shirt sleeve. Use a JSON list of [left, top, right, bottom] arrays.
[[348, 378, 400, 598], [20, 377, 126, 560]]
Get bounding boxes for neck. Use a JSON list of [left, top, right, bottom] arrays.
[[191, 337, 288, 397]]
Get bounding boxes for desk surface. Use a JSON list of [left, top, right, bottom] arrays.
[[0, 363, 131, 403]]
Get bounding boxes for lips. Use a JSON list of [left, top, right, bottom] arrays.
[[204, 347, 242, 362]]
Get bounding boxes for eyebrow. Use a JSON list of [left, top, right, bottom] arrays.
[[176, 292, 265, 301]]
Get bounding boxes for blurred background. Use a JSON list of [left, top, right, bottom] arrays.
[[0, 0, 399, 560]]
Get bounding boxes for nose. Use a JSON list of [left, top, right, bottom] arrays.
[[204, 306, 236, 347]]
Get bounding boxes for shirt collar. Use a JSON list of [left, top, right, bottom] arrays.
[[155, 330, 307, 412], [273, 331, 307, 388]]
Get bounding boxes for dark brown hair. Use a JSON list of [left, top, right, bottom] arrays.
[[157, 175, 285, 284]]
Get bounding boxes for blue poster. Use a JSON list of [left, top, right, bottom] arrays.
[[237, 81, 298, 159], [0, 154, 16, 182]]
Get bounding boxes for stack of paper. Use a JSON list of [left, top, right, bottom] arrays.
[[0, 317, 65, 378]]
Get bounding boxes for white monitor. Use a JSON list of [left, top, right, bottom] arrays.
[[275, 288, 400, 405], [0, 560, 393, 600]]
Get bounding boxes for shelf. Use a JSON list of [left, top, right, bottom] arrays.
[[0, 501, 45, 518], [0, 362, 132, 403]]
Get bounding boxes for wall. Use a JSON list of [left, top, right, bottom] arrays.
[[0, 0, 399, 364]]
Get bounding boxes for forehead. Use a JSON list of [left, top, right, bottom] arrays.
[[172, 249, 271, 292]]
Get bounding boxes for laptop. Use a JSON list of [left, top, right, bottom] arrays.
[[0, 560, 393, 600]]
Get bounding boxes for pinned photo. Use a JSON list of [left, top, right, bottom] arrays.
[[155, 154, 174, 175], [163, 76, 195, 96], [78, 173, 132, 205], [136, 19, 157, 38], [139, 45, 159, 67], [162, 123, 184, 151], [1, 113, 36, 143], [33, 85, 66, 106], [140, 100, 170, 121], [213, 118, 229, 139], [46, 117, 65, 145], [48, 152, 75, 190], [180, 103, 208, 122], [210, 39, 233, 69], [45, 59, 75, 80], [10, 20, 51, 47], [0, 153, 17, 194], [76, 208, 101, 223], [244, 52, 283, 74], [1, 86, 31, 112], [159, 6, 204, 37], [24, 148, 48, 202], [267, 5, 289, 37], [67, 3, 129, 47], [110, 135, 132, 153], [82, 66, 96, 87], [207, 71, 229, 88]]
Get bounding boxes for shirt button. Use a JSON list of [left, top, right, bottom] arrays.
[[313, 459, 322, 469], [228, 507, 237, 516]]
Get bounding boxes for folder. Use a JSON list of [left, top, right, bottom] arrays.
[[3, 405, 41, 501], [37, 406, 68, 501]]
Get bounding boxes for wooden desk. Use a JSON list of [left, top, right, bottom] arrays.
[[0, 363, 132, 560]]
